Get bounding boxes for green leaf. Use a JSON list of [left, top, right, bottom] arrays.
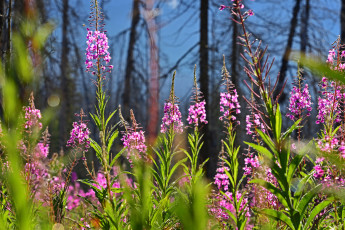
[[297, 184, 321, 217], [89, 138, 103, 163], [256, 129, 279, 156], [296, 53, 345, 84], [106, 130, 119, 153], [293, 172, 313, 199], [260, 209, 295, 230], [287, 152, 304, 184], [244, 142, 274, 161], [282, 118, 302, 140], [105, 109, 117, 128], [167, 158, 187, 185], [274, 103, 282, 141], [90, 113, 101, 128], [304, 199, 333, 229], [110, 147, 126, 167]]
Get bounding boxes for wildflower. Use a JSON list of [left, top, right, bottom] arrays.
[[316, 79, 341, 124], [286, 84, 312, 120], [187, 100, 208, 127], [120, 109, 147, 162], [187, 66, 208, 127], [121, 130, 147, 154], [314, 165, 324, 179], [339, 143, 345, 158], [326, 49, 335, 64], [24, 94, 42, 131], [243, 155, 260, 175], [341, 50, 345, 58], [160, 102, 184, 133], [85, 29, 113, 75], [219, 5, 227, 11], [35, 142, 49, 158], [214, 166, 230, 191], [219, 91, 241, 122], [246, 113, 265, 135], [245, 115, 253, 135], [67, 121, 90, 150]]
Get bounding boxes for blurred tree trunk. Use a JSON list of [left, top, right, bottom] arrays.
[[36, 0, 47, 23], [0, 0, 5, 61], [146, 0, 159, 145], [276, 0, 301, 103], [231, 12, 239, 86], [59, 0, 70, 148], [300, 0, 310, 53], [6, 0, 12, 63], [341, 0, 345, 43], [123, 0, 140, 119], [200, 0, 214, 178]]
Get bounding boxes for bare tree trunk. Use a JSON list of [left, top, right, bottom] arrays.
[[276, 0, 301, 103], [123, 0, 140, 119], [0, 0, 5, 61], [6, 0, 12, 63], [300, 0, 310, 53], [200, 0, 214, 178], [146, 0, 159, 145], [59, 0, 70, 148], [341, 0, 345, 43], [231, 14, 238, 86], [36, 0, 47, 23]]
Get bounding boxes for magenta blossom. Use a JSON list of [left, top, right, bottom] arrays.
[[316, 80, 342, 124], [286, 84, 312, 120], [24, 106, 42, 130], [246, 114, 265, 135], [160, 102, 184, 133], [67, 121, 90, 150], [214, 166, 230, 191], [243, 155, 260, 175], [121, 130, 147, 159], [187, 100, 208, 127], [219, 90, 241, 122], [85, 29, 113, 76], [219, 5, 227, 11]]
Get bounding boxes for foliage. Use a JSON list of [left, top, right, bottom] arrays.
[[1, 0, 345, 229]]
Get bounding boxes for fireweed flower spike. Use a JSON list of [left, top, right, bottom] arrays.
[[67, 109, 90, 151], [24, 93, 42, 131], [286, 67, 312, 121], [161, 72, 184, 134], [187, 65, 208, 127], [219, 57, 241, 124], [85, 1, 113, 79], [120, 109, 147, 162], [85, 29, 113, 77]]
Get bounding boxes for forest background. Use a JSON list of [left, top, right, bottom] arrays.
[[0, 0, 343, 178]]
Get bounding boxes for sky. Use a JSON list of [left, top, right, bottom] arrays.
[[65, 0, 342, 109]]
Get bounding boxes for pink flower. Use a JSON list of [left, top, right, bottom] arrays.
[[219, 5, 227, 11], [121, 130, 147, 153], [24, 106, 42, 130], [214, 166, 230, 191], [85, 29, 113, 76], [287, 84, 312, 120], [247, 9, 254, 16], [314, 165, 324, 179], [67, 121, 90, 151], [35, 142, 49, 158], [160, 102, 184, 133], [187, 100, 208, 126], [243, 155, 260, 175], [219, 90, 241, 122]]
